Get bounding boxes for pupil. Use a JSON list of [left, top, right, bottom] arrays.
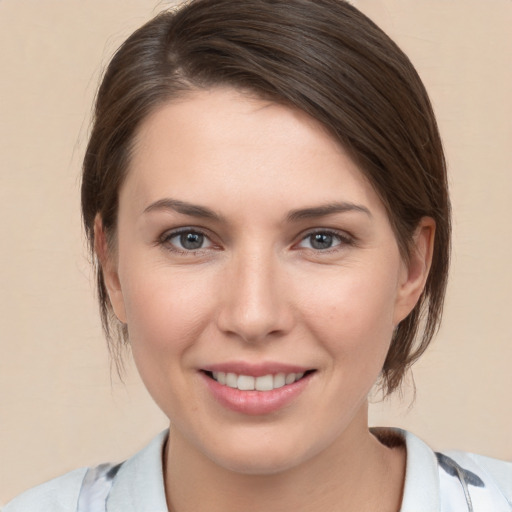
[[311, 233, 332, 250], [180, 232, 203, 250]]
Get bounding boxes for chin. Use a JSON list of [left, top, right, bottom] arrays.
[[194, 426, 325, 476], [210, 448, 306, 476]]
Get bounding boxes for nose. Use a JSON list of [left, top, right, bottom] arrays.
[[216, 248, 295, 344]]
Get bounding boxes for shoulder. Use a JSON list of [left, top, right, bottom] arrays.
[[2, 431, 169, 512], [374, 428, 512, 512], [2, 468, 88, 512], [443, 450, 512, 507]]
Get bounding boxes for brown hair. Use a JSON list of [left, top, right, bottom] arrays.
[[82, 0, 451, 395]]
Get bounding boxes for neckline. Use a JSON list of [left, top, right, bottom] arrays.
[[107, 428, 441, 512], [371, 427, 441, 512]]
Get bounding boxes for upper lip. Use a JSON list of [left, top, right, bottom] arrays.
[[201, 361, 313, 377]]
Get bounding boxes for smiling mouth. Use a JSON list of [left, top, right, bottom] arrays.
[[202, 370, 315, 391]]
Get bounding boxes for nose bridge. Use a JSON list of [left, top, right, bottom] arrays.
[[218, 243, 292, 343]]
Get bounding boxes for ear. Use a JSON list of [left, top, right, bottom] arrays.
[[393, 217, 436, 325], [94, 215, 127, 324]]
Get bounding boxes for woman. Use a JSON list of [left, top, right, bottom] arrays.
[[4, 0, 511, 511]]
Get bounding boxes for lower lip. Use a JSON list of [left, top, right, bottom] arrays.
[[201, 372, 313, 416]]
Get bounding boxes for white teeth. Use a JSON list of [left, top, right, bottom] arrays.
[[237, 375, 255, 390], [226, 372, 238, 388], [210, 371, 306, 391], [285, 373, 296, 385], [273, 373, 286, 389], [255, 374, 274, 391]]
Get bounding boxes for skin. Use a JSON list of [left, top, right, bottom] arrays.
[[96, 88, 434, 512]]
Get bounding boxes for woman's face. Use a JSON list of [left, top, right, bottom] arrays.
[[102, 88, 429, 474]]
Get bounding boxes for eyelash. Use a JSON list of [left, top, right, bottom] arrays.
[[158, 228, 354, 255], [296, 229, 354, 252], [159, 228, 215, 255]]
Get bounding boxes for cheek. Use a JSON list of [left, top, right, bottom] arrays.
[[300, 262, 400, 363], [119, 261, 216, 361], [118, 263, 218, 418]]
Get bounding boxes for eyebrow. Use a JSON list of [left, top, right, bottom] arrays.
[[143, 198, 371, 222], [286, 202, 372, 222], [143, 198, 223, 221]]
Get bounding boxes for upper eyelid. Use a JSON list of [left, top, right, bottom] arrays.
[[158, 228, 217, 255], [160, 226, 212, 241], [157, 226, 354, 248], [293, 229, 356, 252], [296, 227, 354, 242]]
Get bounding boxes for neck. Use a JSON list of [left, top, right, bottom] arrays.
[[163, 406, 405, 512]]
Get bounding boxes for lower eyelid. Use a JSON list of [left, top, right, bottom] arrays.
[[158, 228, 353, 253], [160, 229, 213, 250], [297, 231, 353, 248]]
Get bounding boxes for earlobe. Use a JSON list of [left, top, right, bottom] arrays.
[[94, 215, 127, 324], [393, 217, 436, 325]]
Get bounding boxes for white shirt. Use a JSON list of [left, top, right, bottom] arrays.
[[4, 429, 511, 512]]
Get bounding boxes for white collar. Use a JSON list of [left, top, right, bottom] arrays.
[[372, 427, 442, 512], [107, 430, 168, 512], [106, 428, 442, 512]]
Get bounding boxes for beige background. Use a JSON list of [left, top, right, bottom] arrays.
[[1, 0, 511, 505]]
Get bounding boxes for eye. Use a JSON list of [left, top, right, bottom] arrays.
[[297, 231, 350, 251], [162, 229, 214, 252]]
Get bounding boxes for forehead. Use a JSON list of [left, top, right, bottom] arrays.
[[123, 87, 386, 220]]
